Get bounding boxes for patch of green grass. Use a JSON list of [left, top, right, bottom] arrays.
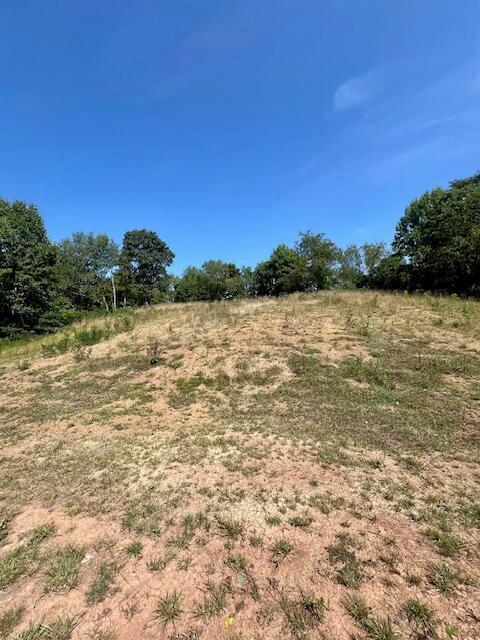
[[147, 553, 174, 572], [428, 563, 465, 596], [426, 528, 465, 557], [194, 580, 232, 619], [265, 515, 281, 526], [45, 544, 84, 592], [125, 540, 143, 557], [0, 523, 55, 590], [327, 533, 363, 588], [460, 503, 480, 528], [216, 516, 245, 541], [344, 595, 400, 640], [168, 512, 210, 549], [288, 514, 313, 529], [13, 617, 76, 640], [0, 606, 24, 638], [340, 357, 394, 389], [86, 562, 118, 604], [404, 599, 438, 638], [155, 591, 183, 627], [271, 538, 293, 563], [225, 553, 248, 572], [280, 591, 325, 640], [406, 573, 422, 586]]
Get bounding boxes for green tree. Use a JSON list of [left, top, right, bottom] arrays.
[[119, 230, 174, 305], [0, 199, 58, 336], [393, 172, 480, 293], [296, 231, 339, 289], [254, 244, 311, 296], [361, 242, 388, 277], [174, 261, 243, 302], [368, 254, 411, 290], [56, 232, 119, 310], [337, 244, 363, 288]]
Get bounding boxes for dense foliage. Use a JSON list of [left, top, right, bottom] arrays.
[[1, 170, 478, 336]]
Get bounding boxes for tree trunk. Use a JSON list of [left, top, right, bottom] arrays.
[[111, 274, 117, 311], [102, 296, 110, 313]]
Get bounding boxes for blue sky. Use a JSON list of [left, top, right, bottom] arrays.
[[1, 0, 480, 273]]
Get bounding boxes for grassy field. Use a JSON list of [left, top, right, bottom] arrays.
[[0, 291, 479, 640]]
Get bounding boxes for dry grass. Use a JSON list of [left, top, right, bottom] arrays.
[[0, 291, 479, 639]]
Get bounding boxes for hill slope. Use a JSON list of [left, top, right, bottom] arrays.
[[0, 292, 479, 639]]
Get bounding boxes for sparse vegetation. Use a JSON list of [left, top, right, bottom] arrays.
[[86, 562, 118, 604], [404, 599, 438, 638], [45, 544, 85, 592], [0, 292, 479, 638]]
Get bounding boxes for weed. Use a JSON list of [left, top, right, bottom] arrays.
[[271, 538, 293, 563], [177, 556, 194, 571], [288, 514, 313, 529], [0, 606, 24, 638], [0, 523, 55, 590], [344, 595, 399, 640], [125, 540, 143, 557], [404, 599, 438, 638], [426, 528, 465, 557], [444, 623, 457, 638], [18, 360, 30, 371], [225, 553, 248, 572], [216, 516, 245, 540], [87, 630, 117, 640], [155, 591, 183, 627], [45, 544, 84, 592], [13, 617, 76, 640], [148, 553, 174, 572], [428, 563, 464, 596], [249, 534, 263, 548], [194, 579, 232, 619], [86, 562, 118, 604], [327, 533, 362, 588], [265, 515, 281, 526], [280, 591, 325, 639]]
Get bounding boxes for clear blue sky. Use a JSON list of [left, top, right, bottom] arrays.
[[1, 1, 479, 273]]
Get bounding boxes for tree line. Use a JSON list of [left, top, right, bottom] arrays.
[[1, 170, 479, 337]]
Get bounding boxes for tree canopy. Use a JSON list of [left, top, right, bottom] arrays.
[[1, 169, 479, 338], [0, 199, 58, 336], [393, 173, 480, 294]]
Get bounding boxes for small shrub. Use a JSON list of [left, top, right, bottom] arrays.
[[75, 325, 107, 347], [18, 360, 30, 371]]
